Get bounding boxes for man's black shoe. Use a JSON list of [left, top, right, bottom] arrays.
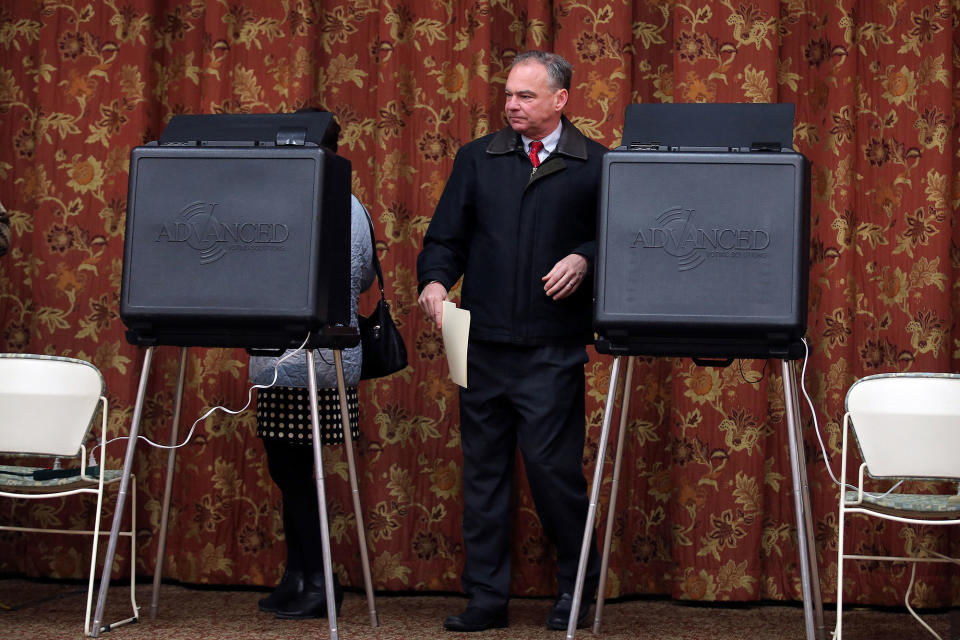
[[546, 593, 590, 631], [443, 605, 509, 632]]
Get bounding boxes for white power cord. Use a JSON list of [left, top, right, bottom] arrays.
[[904, 563, 944, 640], [96, 334, 310, 454]]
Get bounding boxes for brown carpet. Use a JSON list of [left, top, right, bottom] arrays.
[[0, 578, 953, 640]]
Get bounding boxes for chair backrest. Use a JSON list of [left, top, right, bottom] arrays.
[[0, 354, 105, 457], [845, 373, 960, 480]]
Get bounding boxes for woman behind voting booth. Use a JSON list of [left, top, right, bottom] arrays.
[[248, 113, 376, 619]]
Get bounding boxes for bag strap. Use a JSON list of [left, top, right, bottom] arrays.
[[360, 202, 387, 304]]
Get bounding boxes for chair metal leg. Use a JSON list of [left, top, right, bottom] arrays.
[[333, 350, 379, 627], [84, 474, 139, 637], [307, 349, 340, 640], [834, 420, 850, 640], [150, 346, 188, 620], [85, 504, 102, 635], [91, 346, 154, 637], [85, 398, 109, 636], [834, 503, 845, 640], [566, 355, 622, 640], [593, 355, 634, 634], [782, 360, 826, 640]]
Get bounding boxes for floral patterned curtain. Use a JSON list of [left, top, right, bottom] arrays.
[[1, 1, 957, 607]]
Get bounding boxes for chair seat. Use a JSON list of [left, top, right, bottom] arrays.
[[844, 490, 960, 518], [0, 465, 123, 492]]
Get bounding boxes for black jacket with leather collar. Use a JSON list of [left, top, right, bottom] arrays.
[[417, 116, 607, 346]]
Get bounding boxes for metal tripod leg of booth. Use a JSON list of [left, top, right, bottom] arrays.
[[333, 350, 379, 627], [592, 356, 635, 634], [565, 356, 825, 640], [566, 355, 623, 640], [150, 346, 188, 620], [91, 346, 155, 637], [94, 345, 375, 637], [307, 349, 342, 640], [782, 360, 825, 640]]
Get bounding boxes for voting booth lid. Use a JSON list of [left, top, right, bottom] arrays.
[[620, 103, 796, 150], [158, 111, 340, 148]]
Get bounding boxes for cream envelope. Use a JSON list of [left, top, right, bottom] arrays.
[[441, 301, 470, 388]]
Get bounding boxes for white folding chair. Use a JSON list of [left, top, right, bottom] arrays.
[[0, 353, 138, 636], [835, 372, 960, 639]]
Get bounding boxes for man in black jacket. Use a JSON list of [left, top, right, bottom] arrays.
[[417, 50, 603, 632]]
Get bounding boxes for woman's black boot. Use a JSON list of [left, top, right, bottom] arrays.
[[257, 569, 304, 613], [274, 573, 342, 619]]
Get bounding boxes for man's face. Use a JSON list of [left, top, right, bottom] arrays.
[[504, 61, 568, 139]]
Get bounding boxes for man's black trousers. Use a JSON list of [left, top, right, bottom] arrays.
[[458, 340, 601, 610]]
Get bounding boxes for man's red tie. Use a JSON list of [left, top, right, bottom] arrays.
[[528, 140, 543, 168]]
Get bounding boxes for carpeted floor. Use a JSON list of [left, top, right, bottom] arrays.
[[0, 578, 954, 640]]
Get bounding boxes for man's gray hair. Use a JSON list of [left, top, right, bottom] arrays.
[[512, 51, 572, 92]]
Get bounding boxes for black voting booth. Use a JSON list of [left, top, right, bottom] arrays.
[[94, 113, 378, 640], [120, 111, 354, 350], [564, 105, 825, 640], [594, 103, 809, 360]]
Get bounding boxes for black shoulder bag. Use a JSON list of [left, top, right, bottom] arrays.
[[358, 212, 408, 379]]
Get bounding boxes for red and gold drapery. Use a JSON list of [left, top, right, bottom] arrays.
[[1, 1, 958, 608]]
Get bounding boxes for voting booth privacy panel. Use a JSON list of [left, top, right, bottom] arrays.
[[594, 103, 810, 360], [105, 112, 378, 637], [571, 103, 825, 640], [119, 112, 354, 350]]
